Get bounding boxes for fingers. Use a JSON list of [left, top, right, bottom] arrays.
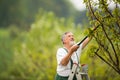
[[70, 44, 79, 53]]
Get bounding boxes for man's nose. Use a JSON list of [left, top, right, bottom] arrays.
[[71, 37, 74, 40]]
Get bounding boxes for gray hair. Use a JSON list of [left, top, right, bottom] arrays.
[[61, 32, 71, 44]]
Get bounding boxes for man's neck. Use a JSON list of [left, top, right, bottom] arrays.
[[64, 44, 71, 51]]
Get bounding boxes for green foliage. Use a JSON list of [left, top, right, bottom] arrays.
[[0, 9, 119, 79], [0, 1, 119, 79], [0, 29, 14, 79], [84, 0, 120, 79], [0, 10, 84, 80], [0, 0, 75, 28], [0, 0, 89, 29]]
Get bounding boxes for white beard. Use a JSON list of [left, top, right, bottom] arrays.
[[70, 41, 75, 46]]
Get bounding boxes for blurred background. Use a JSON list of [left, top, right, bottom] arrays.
[[0, 0, 119, 80]]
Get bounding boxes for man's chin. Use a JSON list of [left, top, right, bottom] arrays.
[[70, 41, 75, 46]]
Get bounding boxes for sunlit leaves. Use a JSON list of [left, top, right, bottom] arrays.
[[85, 0, 120, 77]]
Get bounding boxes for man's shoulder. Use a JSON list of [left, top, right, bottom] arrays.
[[57, 47, 64, 51], [57, 47, 66, 56], [57, 47, 66, 54]]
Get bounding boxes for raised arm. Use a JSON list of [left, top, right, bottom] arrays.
[[82, 36, 92, 49]]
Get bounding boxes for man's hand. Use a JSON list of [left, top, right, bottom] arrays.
[[69, 44, 79, 54]]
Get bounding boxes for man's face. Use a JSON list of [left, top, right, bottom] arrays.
[[63, 32, 75, 46]]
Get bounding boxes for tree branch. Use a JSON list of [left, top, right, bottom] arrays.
[[101, 25, 119, 67], [88, 0, 102, 24], [93, 32, 116, 65], [94, 48, 120, 74]]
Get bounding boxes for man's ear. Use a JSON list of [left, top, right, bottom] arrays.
[[63, 40, 65, 44], [63, 39, 66, 44]]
